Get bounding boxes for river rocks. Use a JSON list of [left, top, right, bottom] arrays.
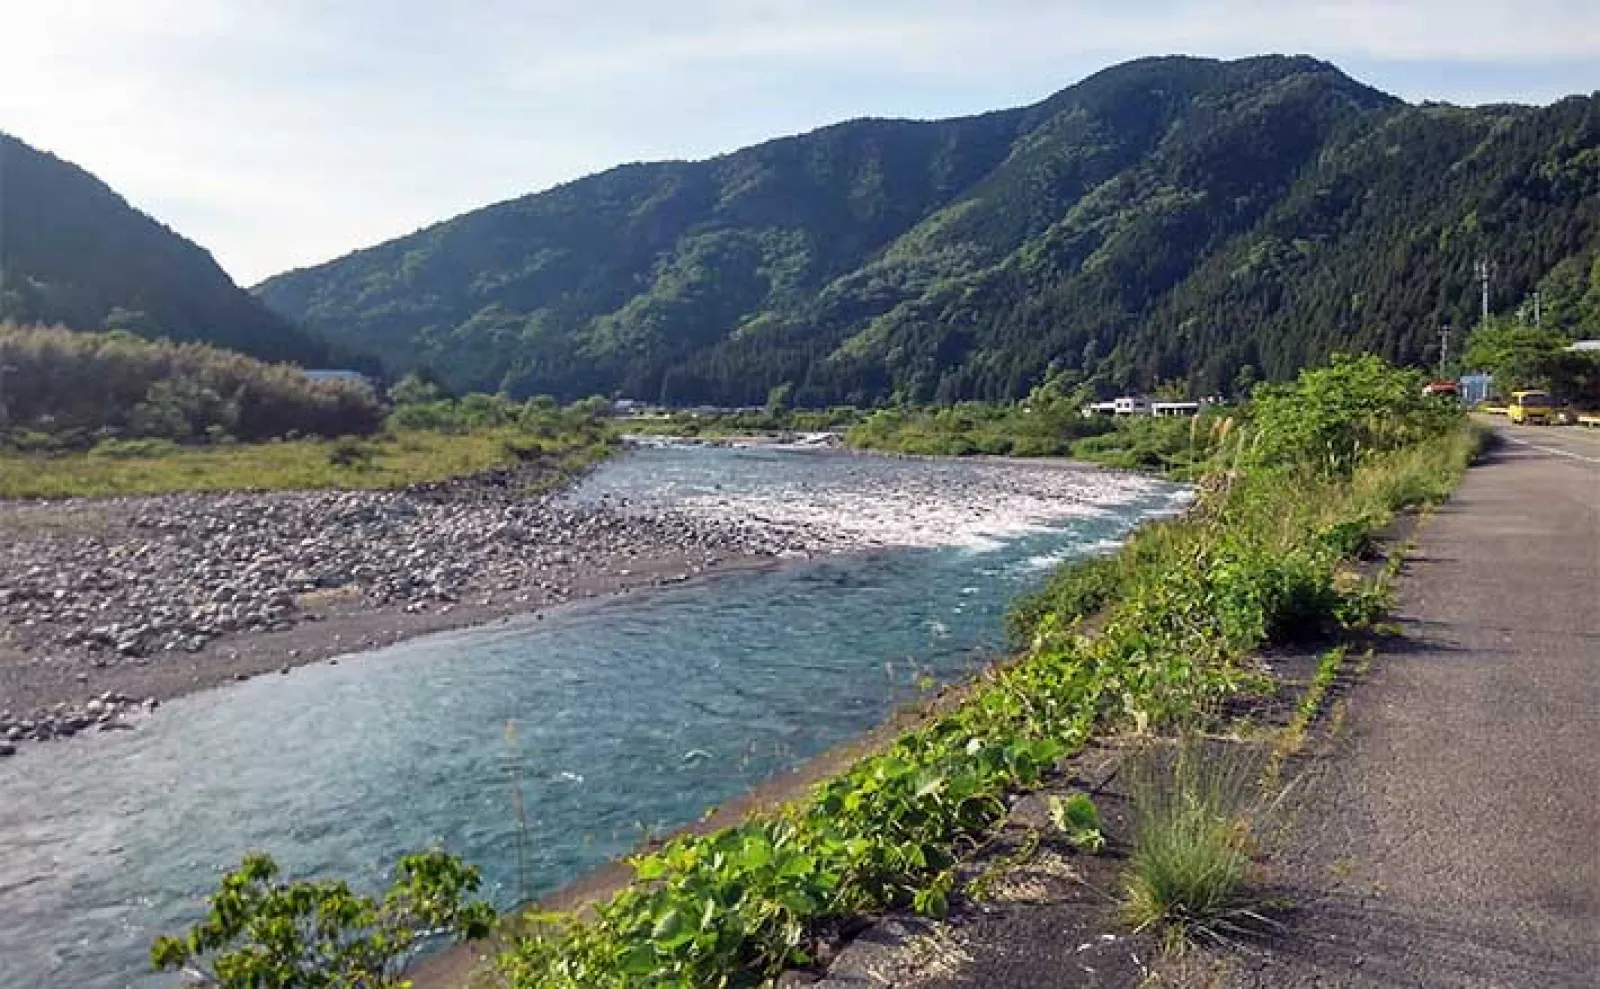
[[0, 692, 149, 744], [0, 451, 1180, 755], [0, 462, 848, 751]]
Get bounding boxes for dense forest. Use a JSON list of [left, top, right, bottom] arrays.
[[0, 132, 340, 367], [255, 56, 1600, 405]]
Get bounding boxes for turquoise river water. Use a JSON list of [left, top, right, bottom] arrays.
[[0, 447, 1185, 988]]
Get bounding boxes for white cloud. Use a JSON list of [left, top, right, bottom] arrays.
[[0, 1, 1595, 283]]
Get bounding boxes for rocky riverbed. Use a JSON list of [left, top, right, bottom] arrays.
[[0, 447, 1180, 756], [0, 464, 846, 750]]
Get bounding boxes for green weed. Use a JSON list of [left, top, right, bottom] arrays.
[[1048, 792, 1107, 852]]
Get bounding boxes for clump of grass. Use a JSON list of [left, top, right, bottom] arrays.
[[1273, 646, 1352, 764], [1123, 740, 1270, 950]]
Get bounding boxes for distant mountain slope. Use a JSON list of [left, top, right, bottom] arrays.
[[0, 132, 334, 365], [255, 56, 1600, 403]]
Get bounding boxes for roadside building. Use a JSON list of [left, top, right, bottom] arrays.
[[1458, 373, 1494, 406], [1151, 401, 1201, 417]]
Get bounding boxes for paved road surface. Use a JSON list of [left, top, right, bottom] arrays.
[[1491, 417, 1600, 465], [1229, 425, 1599, 988]]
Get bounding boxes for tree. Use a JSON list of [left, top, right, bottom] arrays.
[[151, 850, 495, 989], [567, 395, 613, 419], [764, 382, 794, 415], [388, 372, 444, 406], [1463, 322, 1573, 391], [1231, 364, 1259, 401], [1247, 354, 1458, 477]]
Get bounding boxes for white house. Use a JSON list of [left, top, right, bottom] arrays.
[[1084, 395, 1157, 416]]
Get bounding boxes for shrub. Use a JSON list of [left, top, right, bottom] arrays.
[[0, 323, 384, 444], [91, 437, 181, 459], [326, 436, 375, 468], [151, 850, 495, 989], [1049, 792, 1107, 852], [1246, 354, 1462, 478]]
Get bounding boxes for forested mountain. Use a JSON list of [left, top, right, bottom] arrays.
[[255, 55, 1600, 404], [0, 132, 336, 366]]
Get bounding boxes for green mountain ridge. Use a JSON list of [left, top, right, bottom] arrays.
[[254, 55, 1600, 403], [0, 132, 336, 366]]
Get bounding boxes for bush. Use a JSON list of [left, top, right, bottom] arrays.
[[1049, 792, 1107, 852], [1246, 354, 1461, 478], [326, 436, 376, 468], [91, 437, 180, 459]]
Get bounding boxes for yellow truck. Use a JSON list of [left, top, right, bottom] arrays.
[[1508, 390, 1555, 425]]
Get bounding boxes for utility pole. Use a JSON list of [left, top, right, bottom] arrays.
[[1476, 256, 1494, 325], [1533, 291, 1542, 326], [0, 364, 14, 430], [0, 132, 7, 321], [1439, 324, 1452, 378]]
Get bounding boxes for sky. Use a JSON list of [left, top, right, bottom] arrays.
[[2, 1, 1597, 285]]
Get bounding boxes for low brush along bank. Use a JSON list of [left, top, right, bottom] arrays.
[[152, 356, 1485, 989]]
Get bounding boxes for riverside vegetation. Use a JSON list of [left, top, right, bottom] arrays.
[[618, 378, 1218, 476], [0, 326, 619, 498], [153, 354, 1484, 987]]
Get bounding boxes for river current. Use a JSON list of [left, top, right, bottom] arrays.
[[0, 446, 1186, 988]]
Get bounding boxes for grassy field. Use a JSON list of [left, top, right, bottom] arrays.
[[0, 429, 616, 499]]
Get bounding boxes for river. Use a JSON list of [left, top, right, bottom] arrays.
[[0, 446, 1186, 988]]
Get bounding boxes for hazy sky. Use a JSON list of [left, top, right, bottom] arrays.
[[3, 1, 1597, 284]]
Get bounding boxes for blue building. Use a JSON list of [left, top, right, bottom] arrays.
[[1459, 373, 1493, 406]]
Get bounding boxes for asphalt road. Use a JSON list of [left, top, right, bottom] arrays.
[[1491, 417, 1600, 465], [1229, 425, 1600, 988]]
